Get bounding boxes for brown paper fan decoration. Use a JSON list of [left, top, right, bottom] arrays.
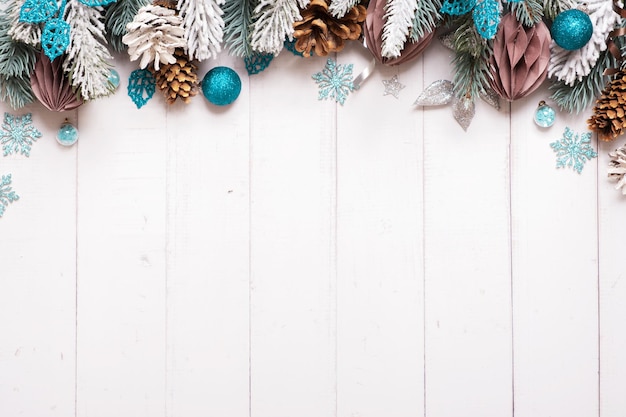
[[31, 53, 84, 112], [489, 13, 551, 101], [364, 0, 435, 66]]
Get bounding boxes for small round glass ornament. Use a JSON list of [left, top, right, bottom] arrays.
[[551, 9, 593, 50], [202, 66, 241, 106], [108, 68, 120, 90], [534, 101, 556, 128], [56, 119, 78, 146]]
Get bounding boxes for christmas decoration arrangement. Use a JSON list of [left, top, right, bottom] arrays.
[[3, 0, 626, 196]]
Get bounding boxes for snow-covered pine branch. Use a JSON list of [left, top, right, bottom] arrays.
[[62, 0, 114, 100], [250, 0, 309, 54], [328, 0, 358, 17], [8, 0, 41, 46], [177, 0, 225, 61], [382, 0, 418, 58]]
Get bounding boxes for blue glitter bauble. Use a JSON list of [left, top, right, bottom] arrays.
[[56, 121, 78, 146], [534, 102, 556, 128], [108, 69, 120, 90], [202, 67, 241, 106], [551, 9, 593, 50]]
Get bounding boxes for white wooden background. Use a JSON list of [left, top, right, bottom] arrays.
[[1, 39, 624, 417]]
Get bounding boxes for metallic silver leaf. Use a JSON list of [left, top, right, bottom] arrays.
[[479, 88, 500, 110], [414, 80, 454, 106], [452, 96, 475, 131]]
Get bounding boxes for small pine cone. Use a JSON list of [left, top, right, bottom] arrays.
[[293, 0, 367, 57], [152, 0, 177, 9], [151, 48, 199, 104], [588, 71, 626, 141]]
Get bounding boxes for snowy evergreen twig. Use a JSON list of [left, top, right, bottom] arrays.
[[8, 0, 41, 46], [177, 0, 225, 61], [63, 0, 114, 100], [328, 0, 358, 17], [409, 0, 441, 41], [382, 0, 418, 58], [250, 0, 309, 54], [223, 0, 256, 57]]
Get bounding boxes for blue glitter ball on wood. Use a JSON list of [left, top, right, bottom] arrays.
[[534, 101, 556, 127], [551, 9, 593, 50], [202, 66, 241, 106], [56, 121, 78, 146]]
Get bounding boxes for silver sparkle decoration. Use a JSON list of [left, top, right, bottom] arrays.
[[382, 75, 405, 98], [479, 88, 500, 110], [452, 96, 475, 131], [413, 80, 454, 106]]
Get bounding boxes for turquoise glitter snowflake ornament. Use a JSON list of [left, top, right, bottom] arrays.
[[312, 59, 354, 105], [0, 113, 42, 157], [550, 127, 597, 174], [0, 174, 19, 217]]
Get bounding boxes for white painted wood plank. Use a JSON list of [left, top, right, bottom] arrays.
[[75, 60, 167, 417], [421, 43, 513, 417], [249, 51, 336, 417], [165, 55, 250, 417], [0, 104, 77, 417], [597, 138, 624, 417], [510, 91, 598, 417], [335, 45, 425, 417]]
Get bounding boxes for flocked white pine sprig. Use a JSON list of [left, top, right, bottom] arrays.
[[62, 0, 114, 100], [381, 0, 418, 58], [548, 0, 621, 86], [177, 0, 225, 61], [7, 0, 41, 46], [250, 0, 309, 54], [328, 0, 359, 17], [123, 4, 186, 70]]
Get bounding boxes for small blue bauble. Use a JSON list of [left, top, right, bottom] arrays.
[[56, 120, 78, 146], [202, 66, 241, 106], [534, 101, 556, 128], [108, 69, 120, 90], [551, 9, 593, 50]]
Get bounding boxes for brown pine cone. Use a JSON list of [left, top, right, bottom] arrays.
[[151, 48, 199, 104], [588, 71, 626, 141], [293, 0, 367, 57]]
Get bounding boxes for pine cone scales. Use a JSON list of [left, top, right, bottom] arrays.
[[293, 0, 366, 57], [588, 71, 626, 141], [151, 48, 199, 104]]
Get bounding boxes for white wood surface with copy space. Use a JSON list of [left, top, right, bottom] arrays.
[[0, 40, 624, 417]]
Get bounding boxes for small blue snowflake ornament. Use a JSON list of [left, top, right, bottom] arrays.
[[312, 58, 354, 105], [550, 127, 597, 174], [0, 174, 19, 217], [0, 113, 42, 157]]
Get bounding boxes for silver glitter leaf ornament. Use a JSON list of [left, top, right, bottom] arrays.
[[414, 80, 454, 106], [480, 88, 500, 110], [453, 96, 475, 131]]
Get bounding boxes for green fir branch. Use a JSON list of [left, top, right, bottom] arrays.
[[0, 2, 36, 109], [542, 0, 569, 21], [223, 0, 257, 57], [409, 0, 441, 41], [105, 0, 150, 52], [510, 0, 544, 26], [549, 48, 616, 114], [451, 17, 493, 100]]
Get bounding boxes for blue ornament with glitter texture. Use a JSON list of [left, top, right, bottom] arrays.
[[77, 0, 116, 6], [440, 0, 476, 16], [42, 17, 70, 60], [244, 53, 274, 75], [108, 69, 120, 90], [202, 67, 242, 106], [19, 0, 58, 23], [551, 9, 593, 50], [56, 121, 78, 146], [128, 69, 155, 109], [472, 0, 500, 39], [0, 112, 42, 157], [534, 101, 556, 127], [312, 58, 354, 105]]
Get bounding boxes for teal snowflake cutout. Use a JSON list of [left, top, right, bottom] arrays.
[[550, 127, 597, 174], [1, 113, 42, 157], [0, 174, 19, 217], [312, 58, 354, 105]]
